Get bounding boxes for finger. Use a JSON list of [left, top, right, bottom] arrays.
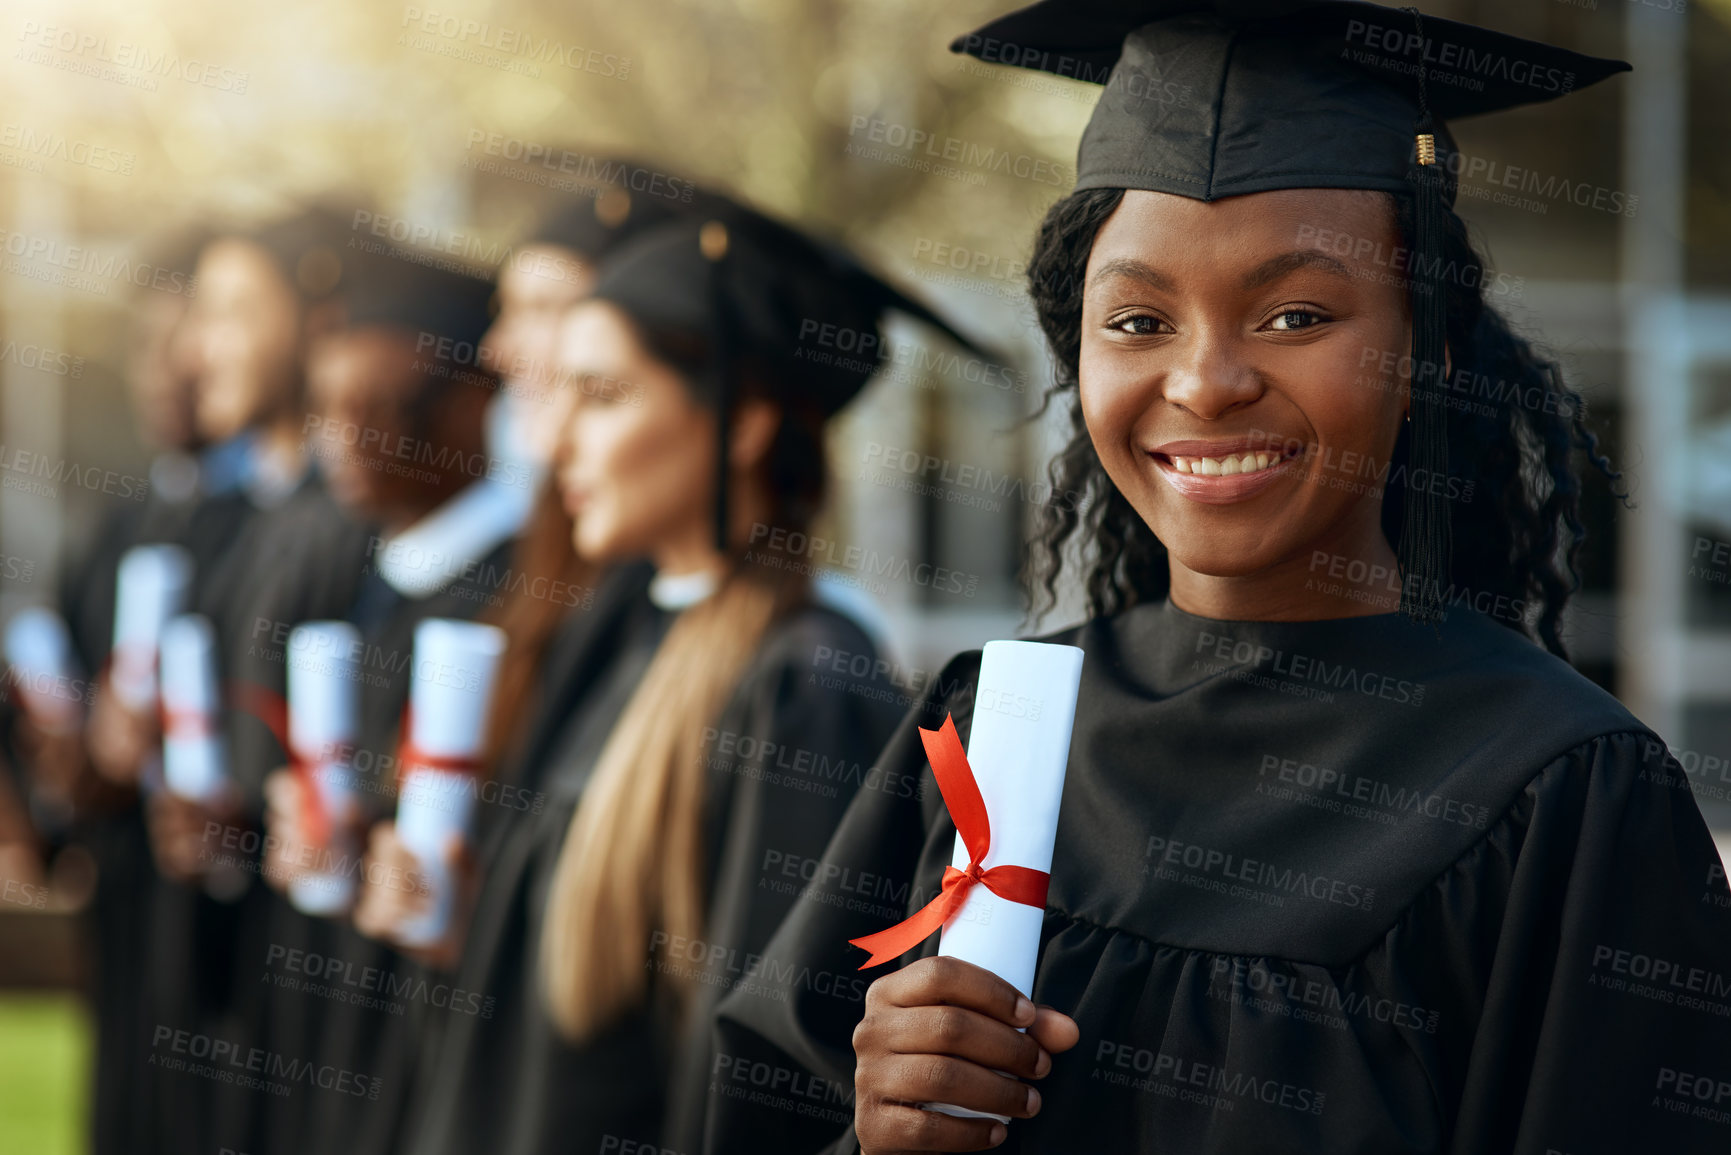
[[1028, 1008, 1080, 1055], [861, 1102, 1006, 1152], [874, 1056, 1040, 1121], [884, 1005, 1045, 1080], [876, 956, 1035, 1028]]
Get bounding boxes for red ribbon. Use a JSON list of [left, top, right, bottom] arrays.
[[393, 707, 484, 793], [229, 682, 337, 848], [848, 713, 1049, 970]]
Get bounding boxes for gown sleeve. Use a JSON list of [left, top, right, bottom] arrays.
[[1451, 729, 1731, 1154], [663, 609, 912, 1152], [695, 651, 979, 1155]]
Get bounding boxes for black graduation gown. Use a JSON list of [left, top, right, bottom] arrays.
[[290, 534, 522, 1155], [138, 471, 359, 1155], [401, 597, 903, 1155], [59, 459, 256, 1155], [704, 600, 1731, 1154]]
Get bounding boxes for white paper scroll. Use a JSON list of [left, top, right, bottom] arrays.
[[111, 544, 194, 712], [930, 639, 1084, 1123], [392, 618, 506, 947], [286, 621, 364, 915], [3, 606, 85, 733], [158, 614, 229, 804]]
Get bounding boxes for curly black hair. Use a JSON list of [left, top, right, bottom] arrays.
[[1023, 186, 1622, 659]]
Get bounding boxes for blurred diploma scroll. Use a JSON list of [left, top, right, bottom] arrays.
[[392, 618, 506, 948], [111, 544, 194, 712], [3, 607, 84, 734], [928, 639, 1084, 1124], [159, 614, 230, 803], [287, 621, 364, 916]]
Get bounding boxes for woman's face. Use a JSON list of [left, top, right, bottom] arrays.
[[555, 301, 717, 567], [191, 238, 303, 441], [1079, 188, 1412, 592], [481, 244, 595, 466]]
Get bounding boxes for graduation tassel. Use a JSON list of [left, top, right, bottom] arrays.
[[700, 220, 733, 553], [1399, 7, 1451, 624]]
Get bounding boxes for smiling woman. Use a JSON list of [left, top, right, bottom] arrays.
[[698, 4, 1731, 1154]]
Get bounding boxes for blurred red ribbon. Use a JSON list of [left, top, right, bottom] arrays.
[[849, 713, 1048, 969], [229, 682, 333, 846]]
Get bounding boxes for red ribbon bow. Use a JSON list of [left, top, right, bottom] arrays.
[[230, 682, 337, 847], [849, 713, 1049, 969]]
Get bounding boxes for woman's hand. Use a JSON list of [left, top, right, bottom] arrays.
[[145, 788, 242, 884], [85, 675, 156, 786], [853, 956, 1080, 1153], [352, 821, 469, 968], [261, 770, 322, 893]]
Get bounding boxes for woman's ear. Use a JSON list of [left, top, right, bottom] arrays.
[[728, 398, 782, 472]]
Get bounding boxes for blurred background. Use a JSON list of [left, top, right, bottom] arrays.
[[0, 0, 1726, 1148]]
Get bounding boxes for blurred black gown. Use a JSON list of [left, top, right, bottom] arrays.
[[701, 600, 1731, 1154], [399, 588, 903, 1155]]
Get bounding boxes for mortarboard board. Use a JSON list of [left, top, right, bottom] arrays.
[[527, 157, 732, 262], [587, 204, 984, 548], [246, 206, 358, 305], [340, 251, 497, 376], [953, 0, 1629, 620]]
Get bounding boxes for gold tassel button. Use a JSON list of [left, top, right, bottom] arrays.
[[1416, 133, 1437, 167], [699, 220, 729, 261]]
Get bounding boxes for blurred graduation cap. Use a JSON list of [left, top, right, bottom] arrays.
[[953, 0, 1629, 620], [527, 157, 733, 263], [587, 204, 986, 548], [340, 249, 497, 383], [247, 206, 359, 306]]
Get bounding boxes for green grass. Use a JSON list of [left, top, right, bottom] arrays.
[[0, 993, 89, 1155]]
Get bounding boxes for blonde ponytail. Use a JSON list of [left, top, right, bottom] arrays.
[[540, 565, 797, 1041]]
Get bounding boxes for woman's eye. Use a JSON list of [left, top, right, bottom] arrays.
[[1109, 314, 1168, 336], [1266, 309, 1327, 332]]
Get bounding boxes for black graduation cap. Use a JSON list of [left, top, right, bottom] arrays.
[[953, 0, 1629, 621], [528, 158, 731, 262], [587, 205, 983, 548], [248, 206, 358, 305], [342, 250, 497, 366]]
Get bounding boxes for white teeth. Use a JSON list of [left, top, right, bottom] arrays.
[[1168, 450, 1282, 477]]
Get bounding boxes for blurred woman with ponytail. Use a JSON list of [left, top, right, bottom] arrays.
[[393, 205, 973, 1155]]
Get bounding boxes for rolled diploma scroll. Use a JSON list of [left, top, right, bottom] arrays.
[[928, 639, 1084, 1123], [111, 544, 194, 712], [4, 606, 84, 733], [393, 618, 506, 947], [286, 622, 364, 916], [158, 614, 230, 804]]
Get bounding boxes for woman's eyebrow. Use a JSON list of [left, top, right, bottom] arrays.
[[1090, 257, 1177, 293], [1242, 249, 1352, 290]]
